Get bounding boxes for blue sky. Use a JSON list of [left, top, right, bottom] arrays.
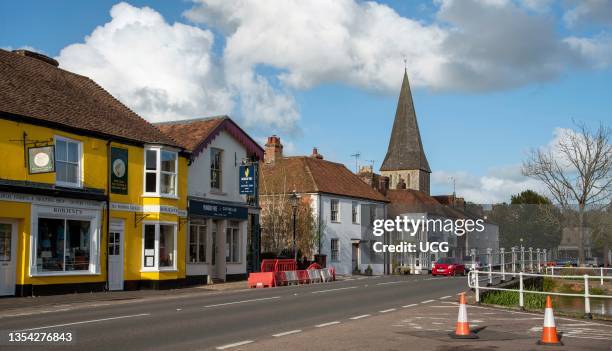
[[1, 0, 611, 203]]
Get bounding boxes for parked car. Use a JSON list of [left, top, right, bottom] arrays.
[[432, 257, 466, 276], [462, 256, 482, 272]]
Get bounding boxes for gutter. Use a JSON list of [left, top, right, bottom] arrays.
[[105, 140, 111, 291]]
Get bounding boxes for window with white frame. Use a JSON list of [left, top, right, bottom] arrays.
[[330, 199, 340, 222], [330, 238, 339, 261], [142, 223, 177, 270], [189, 223, 207, 263], [225, 221, 240, 263], [351, 201, 359, 224], [55, 136, 81, 187], [210, 148, 222, 190], [144, 148, 178, 196]]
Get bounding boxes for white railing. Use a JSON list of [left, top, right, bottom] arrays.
[[546, 266, 612, 285], [467, 270, 611, 318]]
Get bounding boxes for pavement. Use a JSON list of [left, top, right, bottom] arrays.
[[0, 274, 609, 350]]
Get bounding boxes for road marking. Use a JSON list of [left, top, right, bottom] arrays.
[[16, 313, 151, 331], [402, 304, 417, 308], [376, 281, 403, 285], [273, 330, 302, 337], [311, 286, 357, 294], [439, 296, 452, 299], [216, 340, 254, 350], [349, 314, 370, 320], [379, 308, 396, 313], [421, 300, 435, 304], [204, 296, 280, 308], [316, 321, 340, 327]]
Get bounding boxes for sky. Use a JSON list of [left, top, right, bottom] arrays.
[[1, 0, 611, 204]]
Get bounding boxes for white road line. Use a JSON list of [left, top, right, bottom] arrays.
[[376, 281, 403, 285], [349, 314, 371, 320], [315, 321, 340, 327], [216, 340, 254, 350], [16, 313, 151, 331], [402, 304, 417, 308], [272, 330, 302, 337], [204, 296, 280, 308], [379, 308, 396, 313], [421, 300, 435, 304], [311, 286, 357, 294], [439, 296, 452, 299]]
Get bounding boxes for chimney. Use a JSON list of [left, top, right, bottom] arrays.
[[311, 147, 323, 159], [12, 50, 59, 67], [264, 135, 283, 164]]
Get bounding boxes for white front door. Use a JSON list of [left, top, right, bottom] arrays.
[[108, 220, 124, 291], [0, 221, 17, 296]]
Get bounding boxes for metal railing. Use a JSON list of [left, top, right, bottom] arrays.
[[468, 270, 611, 318]]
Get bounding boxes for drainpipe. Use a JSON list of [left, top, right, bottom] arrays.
[[105, 140, 111, 291]]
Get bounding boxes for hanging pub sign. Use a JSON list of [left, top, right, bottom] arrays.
[[239, 165, 255, 195], [110, 147, 128, 194], [28, 146, 55, 174]]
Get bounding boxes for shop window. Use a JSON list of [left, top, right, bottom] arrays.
[[330, 238, 339, 261], [225, 221, 240, 263], [211, 148, 222, 190], [144, 147, 178, 197], [351, 201, 359, 224], [37, 218, 91, 272], [55, 136, 81, 187], [330, 199, 339, 222], [189, 224, 207, 263], [142, 223, 177, 270]]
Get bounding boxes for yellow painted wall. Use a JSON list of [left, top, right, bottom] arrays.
[[0, 118, 188, 286]]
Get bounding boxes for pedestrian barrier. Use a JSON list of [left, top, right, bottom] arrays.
[[320, 268, 333, 282], [260, 259, 277, 272], [307, 262, 322, 270], [285, 270, 299, 285], [247, 272, 275, 288], [537, 296, 562, 346], [275, 259, 297, 272], [297, 270, 310, 284], [274, 271, 288, 286], [308, 269, 322, 283], [450, 293, 478, 339]]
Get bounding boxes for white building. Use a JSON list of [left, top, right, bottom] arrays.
[[259, 137, 388, 276], [157, 117, 263, 283]]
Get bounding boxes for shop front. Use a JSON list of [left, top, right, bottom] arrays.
[[186, 198, 248, 284]]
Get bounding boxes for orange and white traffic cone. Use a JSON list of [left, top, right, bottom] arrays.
[[449, 292, 478, 339], [537, 296, 563, 346]]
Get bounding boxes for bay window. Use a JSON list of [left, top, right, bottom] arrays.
[[144, 147, 178, 196], [142, 222, 177, 271]]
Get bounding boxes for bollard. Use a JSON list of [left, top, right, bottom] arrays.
[[487, 248, 493, 286], [500, 248, 506, 282], [519, 272, 524, 310], [584, 274, 592, 319], [474, 270, 480, 303]]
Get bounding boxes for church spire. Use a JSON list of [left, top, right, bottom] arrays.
[[380, 70, 430, 173]]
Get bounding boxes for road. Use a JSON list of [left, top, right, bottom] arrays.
[[0, 275, 467, 350]]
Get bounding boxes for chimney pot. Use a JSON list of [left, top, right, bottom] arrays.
[[264, 135, 283, 164]]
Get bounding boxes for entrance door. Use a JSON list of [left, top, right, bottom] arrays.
[[108, 220, 124, 291], [352, 243, 359, 272], [0, 221, 17, 296]]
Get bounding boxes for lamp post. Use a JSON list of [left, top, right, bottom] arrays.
[[289, 190, 299, 261]]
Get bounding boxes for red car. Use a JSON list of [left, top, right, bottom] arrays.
[[432, 257, 466, 276]]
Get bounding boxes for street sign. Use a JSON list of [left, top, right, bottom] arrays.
[[239, 165, 255, 195]]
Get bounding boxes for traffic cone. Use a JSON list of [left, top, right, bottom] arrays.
[[449, 293, 478, 339], [537, 296, 563, 346]]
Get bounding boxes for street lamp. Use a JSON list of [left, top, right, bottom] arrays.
[[289, 190, 299, 261]]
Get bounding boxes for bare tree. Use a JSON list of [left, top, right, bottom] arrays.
[[522, 121, 612, 265]]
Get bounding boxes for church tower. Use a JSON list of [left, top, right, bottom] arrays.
[[380, 70, 431, 194]]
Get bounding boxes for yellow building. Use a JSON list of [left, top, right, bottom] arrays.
[[0, 49, 189, 296]]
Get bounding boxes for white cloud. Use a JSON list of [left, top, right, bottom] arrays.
[[57, 2, 233, 123], [564, 34, 612, 68], [564, 0, 612, 27], [432, 167, 543, 204]]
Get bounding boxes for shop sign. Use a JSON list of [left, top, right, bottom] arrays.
[[110, 147, 128, 195], [28, 146, 55, 174], [189, 199, 248, 219], [239, 165, 255, 195]]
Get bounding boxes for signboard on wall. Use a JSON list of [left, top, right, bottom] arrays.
[[28, 146, 55, 174], [189, 199, 248, 219], [110, 147, 128, 195], [239, 165, 255, 195]]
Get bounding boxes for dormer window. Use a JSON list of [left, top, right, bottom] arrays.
[[144, 147, 178, 197]]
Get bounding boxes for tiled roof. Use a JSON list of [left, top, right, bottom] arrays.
[[387, 189, 466, 218], [260, 156, 387, 202], [0, 49, 178, 146], [155, 116, 264, 160]]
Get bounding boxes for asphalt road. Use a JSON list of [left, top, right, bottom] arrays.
[[0, 275, 467, 350]]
